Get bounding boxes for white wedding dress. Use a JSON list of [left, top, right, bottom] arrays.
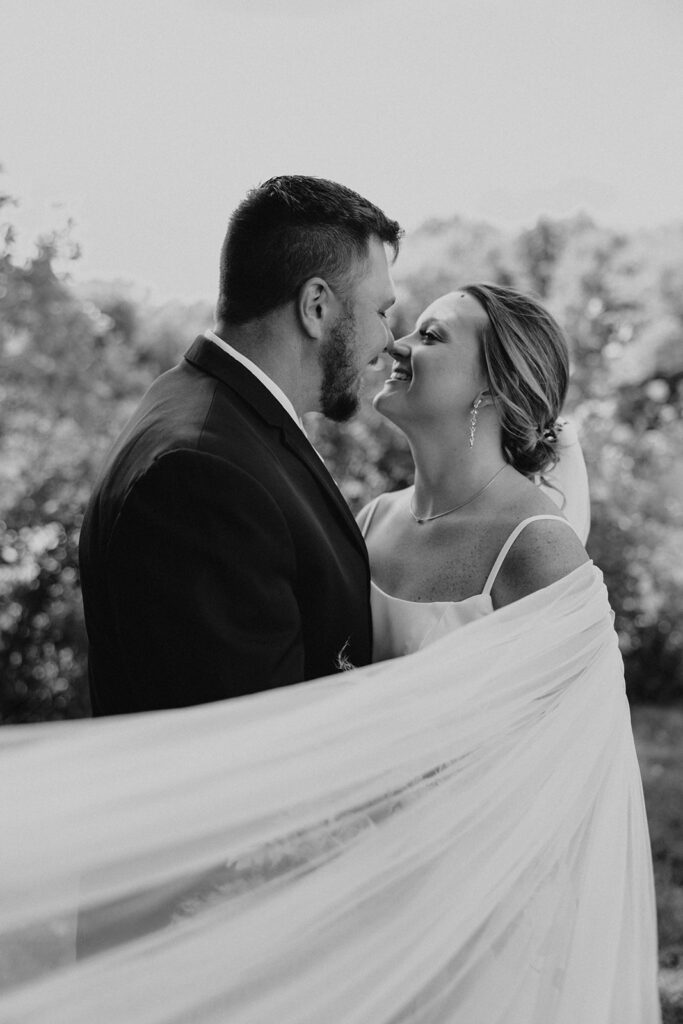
[[0, 423, 661, 1024], [367, 513, 573, 661], [365, 417, 593, 661]]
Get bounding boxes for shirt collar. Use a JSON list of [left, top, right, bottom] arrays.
[[204, 329, 305, 432]]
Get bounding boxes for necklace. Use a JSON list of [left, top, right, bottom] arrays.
[[410, 465, 507, 524]]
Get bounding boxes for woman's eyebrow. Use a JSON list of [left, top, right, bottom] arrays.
[[415, 317, 446, 331]]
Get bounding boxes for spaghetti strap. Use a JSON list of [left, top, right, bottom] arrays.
[[358, 495, 383, 539], [482, 515, 573, 596]]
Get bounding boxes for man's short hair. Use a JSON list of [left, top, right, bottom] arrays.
[[216, 175, 402, 325]]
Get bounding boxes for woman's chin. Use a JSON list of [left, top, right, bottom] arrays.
[[373, 381, 409, 421]]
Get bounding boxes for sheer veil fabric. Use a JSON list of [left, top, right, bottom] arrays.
[[538, 418, 592, 542], [0, 562, 660, 1022]]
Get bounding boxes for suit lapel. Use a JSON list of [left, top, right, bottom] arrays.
[[185, 336, 292, 429], [278, 420, 369, 559], [184, 337, 369, 563]]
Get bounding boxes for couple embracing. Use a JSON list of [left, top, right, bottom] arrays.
[[68, 176, 660, 1022], [79, 175, 586, 707]]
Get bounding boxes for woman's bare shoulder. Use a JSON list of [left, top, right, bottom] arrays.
[[491, 515, 589, 607]]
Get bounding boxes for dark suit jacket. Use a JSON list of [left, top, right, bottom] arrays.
[[78, 336, 373, 715]]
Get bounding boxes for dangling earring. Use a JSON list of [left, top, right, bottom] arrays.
[[469, 395, 483, 449]]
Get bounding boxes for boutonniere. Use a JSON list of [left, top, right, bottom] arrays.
[[335, 637, 354, 672]]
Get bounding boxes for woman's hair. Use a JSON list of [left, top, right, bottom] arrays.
[[463, 283, 569, 477]]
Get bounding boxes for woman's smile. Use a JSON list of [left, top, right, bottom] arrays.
[[385, 360, 412, 384]]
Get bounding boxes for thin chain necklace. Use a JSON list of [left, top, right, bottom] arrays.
[[410, 464, 507, 524]]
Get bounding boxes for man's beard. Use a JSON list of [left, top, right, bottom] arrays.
[[318, 309, 362, 422]]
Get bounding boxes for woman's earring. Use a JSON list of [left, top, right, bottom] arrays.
[[469, 396, 483, 449]]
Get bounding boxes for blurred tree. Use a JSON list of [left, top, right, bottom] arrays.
[[547, 221, 683, 701], [516, 217, 569, 298], [1, 181, 681, 719], [0, 196, 100, 719], [0, 189, 211, 720]]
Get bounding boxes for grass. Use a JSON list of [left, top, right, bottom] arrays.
[[632, 705, 683, 1023]]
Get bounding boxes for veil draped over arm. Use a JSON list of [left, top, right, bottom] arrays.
[[0, 561, 660, 1023], [539, 418, 591, 543]]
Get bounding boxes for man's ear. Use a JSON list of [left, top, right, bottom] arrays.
[[297, 277, 333, 340]]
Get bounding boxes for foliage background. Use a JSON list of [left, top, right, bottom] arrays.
[[1, 197, 682, 723]]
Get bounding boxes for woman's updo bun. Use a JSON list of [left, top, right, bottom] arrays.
[[463, 283, 569, 478]]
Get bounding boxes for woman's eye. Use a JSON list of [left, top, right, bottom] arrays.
[[419, 329, 437, 342]]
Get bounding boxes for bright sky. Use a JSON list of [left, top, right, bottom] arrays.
[[2, 0, 682, 301]]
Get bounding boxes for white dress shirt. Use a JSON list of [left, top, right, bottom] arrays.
[[204, 329, 305, 433]]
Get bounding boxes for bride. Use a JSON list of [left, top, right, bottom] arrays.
[[356, 283, 660, 1021], [359, 283, 590, 659], [0, 288, 660, 1022]]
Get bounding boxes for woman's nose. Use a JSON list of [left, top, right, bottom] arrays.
[[385, 335, 412, 359]]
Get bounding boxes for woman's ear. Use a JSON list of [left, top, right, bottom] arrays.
[[297, 277, 333, 340], [477, 388, 495, 408]]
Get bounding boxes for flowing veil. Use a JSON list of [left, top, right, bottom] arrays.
[[0, 428, 660, 1023], [539, 418, 592, 543]]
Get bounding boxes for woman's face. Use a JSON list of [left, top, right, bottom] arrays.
[[374, 291, 490, 429]]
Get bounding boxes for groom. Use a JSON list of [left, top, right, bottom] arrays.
[[79, 176, 401, 715]]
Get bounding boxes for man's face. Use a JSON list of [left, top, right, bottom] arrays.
[[318, 236, 395, 422]]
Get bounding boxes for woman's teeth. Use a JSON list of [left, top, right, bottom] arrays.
[[389, 365, 412, 382]]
